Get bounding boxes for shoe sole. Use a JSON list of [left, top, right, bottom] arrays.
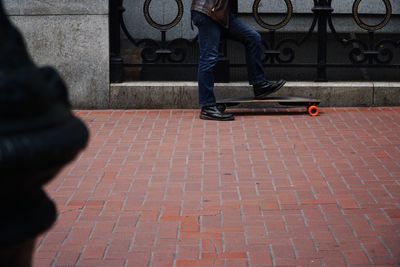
[[200, 114, 235, 121], [255, 80, 286, 99]]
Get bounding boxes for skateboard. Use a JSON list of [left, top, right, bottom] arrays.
[[216, 96, 321, 116]]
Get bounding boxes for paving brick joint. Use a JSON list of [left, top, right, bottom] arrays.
[[35, 108, 400, 267]]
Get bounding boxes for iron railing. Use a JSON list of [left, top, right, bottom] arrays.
[[110, 0, 400, 83]]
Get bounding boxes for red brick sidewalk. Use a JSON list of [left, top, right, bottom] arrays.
[[34, 108, 400, 267]]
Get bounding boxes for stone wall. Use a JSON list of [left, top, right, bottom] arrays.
[[4, 0, 109, 108]]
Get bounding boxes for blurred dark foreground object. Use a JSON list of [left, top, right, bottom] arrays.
[[0, 1, 89, 266]]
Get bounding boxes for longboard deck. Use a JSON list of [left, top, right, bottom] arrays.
[[216, 96, 321, 116], [217, 96, 320, 105]]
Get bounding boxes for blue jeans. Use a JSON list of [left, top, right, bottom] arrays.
[[192, 11, 267, 107]]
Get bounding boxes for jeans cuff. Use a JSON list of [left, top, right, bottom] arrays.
[[200, 103, 216, 108], [250, 78, 267, 86]]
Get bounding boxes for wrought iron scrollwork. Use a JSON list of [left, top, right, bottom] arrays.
[[373, 39, 400, 64], [166, 38, 194, 63], [133, 36, 195, 63], [121, 0, 195, 63], [352, 0, 392, 31], [110, 0, 400, 82], [252, 0, 293, 31], [344, 38, 399, 65], [328, 0, 398, 65], [254, 0, 318, 65], [143, 0, 184, 31]]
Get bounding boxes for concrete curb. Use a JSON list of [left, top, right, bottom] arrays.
[[110, 82, 400, 109]]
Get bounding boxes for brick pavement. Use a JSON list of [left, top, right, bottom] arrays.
[[34, 108, 400, 267]]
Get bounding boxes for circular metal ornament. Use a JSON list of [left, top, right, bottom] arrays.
[[352, 0, 392, 31], [252, 0, 293, 30], [143, 0, 184, 31]]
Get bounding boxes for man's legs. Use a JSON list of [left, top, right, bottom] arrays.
[[227, 13, 266, 85], [192, 11, 234, 121], [192, 11, 221, 107], [227, 13, 286, 98]]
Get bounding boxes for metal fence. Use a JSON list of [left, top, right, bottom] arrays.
[[110, 0, 400, 83]]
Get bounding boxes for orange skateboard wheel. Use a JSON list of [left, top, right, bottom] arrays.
[[307, 105, 320, 116]]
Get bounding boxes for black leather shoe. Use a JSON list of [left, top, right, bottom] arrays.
[[200, 105, 234, 121], [253, 79, 286, 99]]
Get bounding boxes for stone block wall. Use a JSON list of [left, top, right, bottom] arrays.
[[4, 0, 109, 108]]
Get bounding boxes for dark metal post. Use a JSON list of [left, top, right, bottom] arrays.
[[110, 0, 124, 83], [269, 30, 276, 64], [368, 31, 375, 64], [313, 0, 333, 82]]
